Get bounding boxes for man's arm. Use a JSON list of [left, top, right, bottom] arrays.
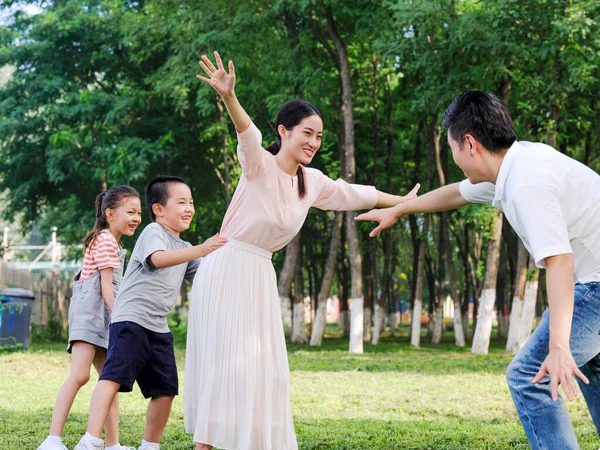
[[356, 183, 469, 237], [531, 253, 589, 400]]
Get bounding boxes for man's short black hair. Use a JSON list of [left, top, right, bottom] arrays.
[[442, 91, 517, 154], [145, 176, 188, 222]]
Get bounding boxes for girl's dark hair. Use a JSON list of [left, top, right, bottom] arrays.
[[265, 100, 323, 199], [145, 176, 188, 222], [442, 91, 516, 153], [83, 185, 139, 250]]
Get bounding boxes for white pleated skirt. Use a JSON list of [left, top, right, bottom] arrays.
[[184, 239, 298, 450]]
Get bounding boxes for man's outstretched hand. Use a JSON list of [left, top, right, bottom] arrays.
[[355, 207, 401, 237]]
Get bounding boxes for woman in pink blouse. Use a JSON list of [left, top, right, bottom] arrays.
[[183, 52, 419, 450]]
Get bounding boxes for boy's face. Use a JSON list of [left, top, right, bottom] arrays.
[[153, 183, 195, 234]]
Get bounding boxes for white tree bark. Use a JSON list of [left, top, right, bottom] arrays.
[[471, 288, 496, 354], [472, 210, 504, 355], [280, 296, 292, 327], [513, 257, 540, 354], [452, 296, 465, 347], [389, 306, 397, 337], [410, 299, 422, 347], [310, 212, 344, 346], [349, 297, 364, 354], [291, 302, 308, 344], [505, 241, 528, 352], [371, 303, 386, 345], [310, 300, 327, 346], [431, 303, 444, 344]]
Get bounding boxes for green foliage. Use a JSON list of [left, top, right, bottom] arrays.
[[1, 0, 599, 321]]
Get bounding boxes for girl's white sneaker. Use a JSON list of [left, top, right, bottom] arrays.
[[36, 437, 68, 450]]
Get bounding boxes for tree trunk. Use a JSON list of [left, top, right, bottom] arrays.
[[325, 9, 364, 354], [547, 104, 559, 149], [310, 212, 344, 346], [346, 214, 364, 354], [432, 126, 446, 345], [278, 233, 301, 329], [338, 237, 351, 338], [472, 210, 504, 354], [513, 256, 540, 354], [449, 254, 465, 346], [411, 216, 429, 347], [505, 240, 528, 352], [291, 236, 308, 344], [372, 230, 392, 345], [373, 75, 396, 345], [363, 239, 375, 343]]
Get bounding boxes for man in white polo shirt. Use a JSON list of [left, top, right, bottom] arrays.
[[356, 91, 600, 450]]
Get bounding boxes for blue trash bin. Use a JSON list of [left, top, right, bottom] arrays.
[[0, 288, 36, 350]]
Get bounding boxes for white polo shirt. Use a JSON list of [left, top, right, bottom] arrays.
[[459, 141, 600, 284]]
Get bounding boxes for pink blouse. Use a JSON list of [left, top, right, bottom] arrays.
[[219, 122, 378, 252]]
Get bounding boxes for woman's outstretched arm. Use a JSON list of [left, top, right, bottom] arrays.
[[197, 51, 250, 132], [375, 183, 420, 207]]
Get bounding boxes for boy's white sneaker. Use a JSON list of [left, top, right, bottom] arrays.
[[73, 439, 104, 450], [36, 439, 68, 450]]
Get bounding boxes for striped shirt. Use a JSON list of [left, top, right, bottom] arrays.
[[80, 230, 121, 280]]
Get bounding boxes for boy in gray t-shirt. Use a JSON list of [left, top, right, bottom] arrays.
[[75, 176, 227, 450]]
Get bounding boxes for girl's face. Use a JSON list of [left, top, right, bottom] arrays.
[[280, 114, 323, 165], [106, 196, 142, 239]]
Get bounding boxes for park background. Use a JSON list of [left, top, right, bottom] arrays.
[[0, 0, 599, 448]]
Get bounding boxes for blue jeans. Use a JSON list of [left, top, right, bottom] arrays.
[[506, 282, 600, 450]]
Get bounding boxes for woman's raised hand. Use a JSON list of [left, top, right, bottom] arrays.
[[197, 51, 235, 98]]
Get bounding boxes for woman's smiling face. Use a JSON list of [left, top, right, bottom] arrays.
[[279, 114, 323, 165]]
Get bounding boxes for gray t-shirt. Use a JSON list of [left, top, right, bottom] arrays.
[[111, 222, 200, 333]]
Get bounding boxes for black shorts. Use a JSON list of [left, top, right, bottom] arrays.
[[100, 321, 178, 399]]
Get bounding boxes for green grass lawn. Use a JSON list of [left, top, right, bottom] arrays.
[[1, 328, 598, 449]]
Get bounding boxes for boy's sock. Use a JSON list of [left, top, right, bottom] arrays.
[[73, 433, 104, 450], [83, 432, 104, 445], [81, 431, 104, 444], [105, 445, 129, 450], [138, 439, 160, 450], [46, 436, 63, 445]]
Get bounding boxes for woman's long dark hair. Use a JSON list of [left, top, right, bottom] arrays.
[[265, 100, 323, 199], [83, 185, 139, 250]]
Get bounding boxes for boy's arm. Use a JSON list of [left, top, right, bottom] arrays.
[[356, 183, 470, 237], [531, 254, 589, 400], [149, 234, 228, 269]]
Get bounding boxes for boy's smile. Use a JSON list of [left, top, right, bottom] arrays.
[[153, 183, 195, 236]]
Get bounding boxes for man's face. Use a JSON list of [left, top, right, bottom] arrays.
[[448, 132, 482, 184]]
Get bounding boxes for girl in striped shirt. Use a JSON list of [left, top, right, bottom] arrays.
[[38, 186, 142, 450]]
